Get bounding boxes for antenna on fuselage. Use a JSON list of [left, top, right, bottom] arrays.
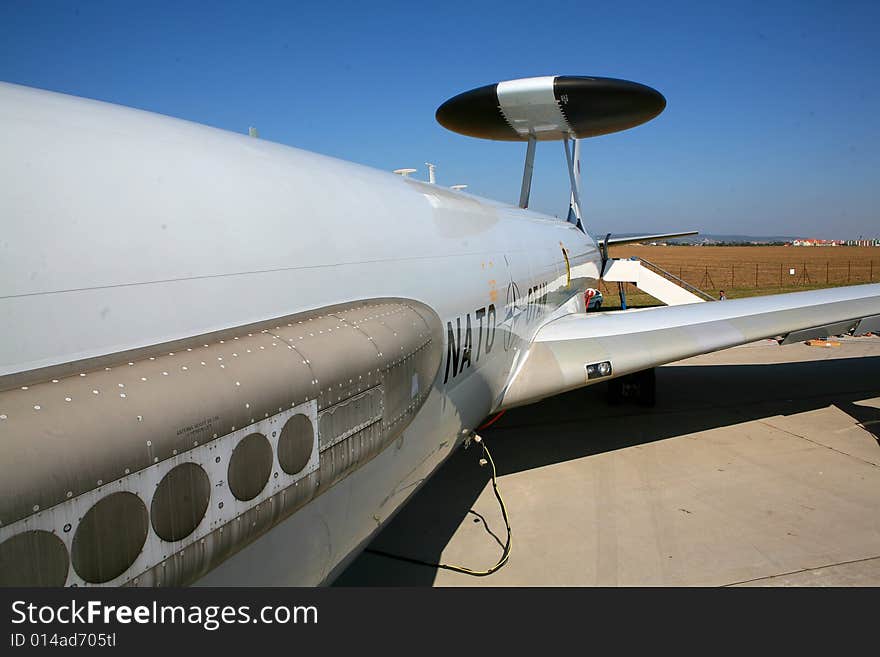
[[450, 184, 468, 192], [393, 168, 418, 178], [425, 162, 436, 184], [435, 75, 666, 228]]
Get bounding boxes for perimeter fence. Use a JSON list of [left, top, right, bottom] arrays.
[[634, 259, 878, 291]]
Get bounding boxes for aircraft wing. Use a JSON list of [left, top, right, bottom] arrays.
[[500, 283, 880, 408], [604, 231, 698, 246]]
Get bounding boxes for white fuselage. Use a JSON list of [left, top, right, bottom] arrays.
[[0, 82, 600, 584]]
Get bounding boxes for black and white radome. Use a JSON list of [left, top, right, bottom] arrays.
[[436, 75, 666, 141]]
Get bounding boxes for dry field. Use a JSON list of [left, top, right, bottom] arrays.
[[603, 245, 880, 307]]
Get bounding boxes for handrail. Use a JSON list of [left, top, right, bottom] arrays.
[[636, 258, 717, 301]]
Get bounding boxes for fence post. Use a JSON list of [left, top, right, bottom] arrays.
[[848, 261, 851, 283], [755, 263, 758, 288], [779, 263, 783, 288], [826, 261, 829, 284]]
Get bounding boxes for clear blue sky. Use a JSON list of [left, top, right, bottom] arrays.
[[2, 0, 878, 239]]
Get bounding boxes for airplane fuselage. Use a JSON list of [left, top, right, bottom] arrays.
[[0, 82, 600, 585]]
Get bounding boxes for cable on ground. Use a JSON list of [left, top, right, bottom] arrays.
[[365, 434, 511, 576]]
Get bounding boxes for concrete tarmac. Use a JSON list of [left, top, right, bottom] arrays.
[[337, 335, 880, 586]]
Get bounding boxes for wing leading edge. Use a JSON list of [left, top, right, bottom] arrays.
[[500, 283, 880, 409], [605, 231, 698, 246]]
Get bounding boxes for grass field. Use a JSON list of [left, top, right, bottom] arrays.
[[602, 245, 880, 308]]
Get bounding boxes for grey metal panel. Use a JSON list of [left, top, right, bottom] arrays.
[[382, 353, 419, 429], [0, 328, 312, 526], [0, 297, 442, 587], [269, 313, 381, 412], [318, 422, 385, 492], [780, 320, 860, 345], [855, 314, 880, 335], [318, 386, 383, 451]]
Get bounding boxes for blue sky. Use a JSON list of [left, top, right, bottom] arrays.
[[2, 0, 878, 238]]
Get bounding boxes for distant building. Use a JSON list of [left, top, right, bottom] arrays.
[[788, 238, 845, 247], [845, 238, 880, 247]]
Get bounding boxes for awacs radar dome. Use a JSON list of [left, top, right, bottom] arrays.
[[436, 75, 666, 141]]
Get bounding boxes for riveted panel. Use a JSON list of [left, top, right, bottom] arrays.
[[0, 298, 442, 586], [271, 314, 380, 411], [317, 386, 383, 451], [1, 398, 320, 587], [318, 421, 384, 491]]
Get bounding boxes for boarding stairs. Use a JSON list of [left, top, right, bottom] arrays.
[[601, 257, 714, 306]]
